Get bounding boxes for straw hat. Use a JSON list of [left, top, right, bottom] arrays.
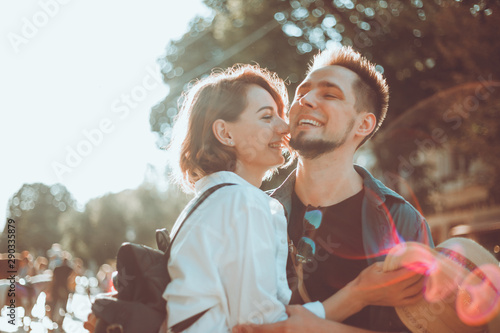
[[383, 237, 500, 333]]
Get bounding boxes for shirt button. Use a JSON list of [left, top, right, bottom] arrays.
[[281, 239, 286, 244]]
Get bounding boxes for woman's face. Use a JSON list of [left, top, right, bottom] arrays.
[[226, 84, 289, 176]]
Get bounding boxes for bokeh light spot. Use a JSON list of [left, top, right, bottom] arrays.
[[322, 15, 337, 28], [375, 64, 384, 74], [425, 58, 436, 68], [274, 12, 286, 23], [282, 22, 303, 37], [365, 7, 375, 17]]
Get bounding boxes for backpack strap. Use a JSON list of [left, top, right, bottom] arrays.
[[165, 182, 235, 333], [165, 183, 235, 256]]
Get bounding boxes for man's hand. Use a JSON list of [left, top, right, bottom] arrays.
[[320, 261, 424, 322], [232, 305, 324, 333], [350, 261, 424, 308]]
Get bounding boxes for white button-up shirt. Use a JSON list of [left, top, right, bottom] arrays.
[[163, 171, 291, 332]]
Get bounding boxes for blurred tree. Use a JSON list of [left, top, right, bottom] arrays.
[[82, 192, 130, 265], [58, 207, 90, 262], [151, 0, 500, 203], [59, 182, 191, 266], [132, 182, 191, 246], [3, 179, 191, 266], [3, 183, 77, 255]]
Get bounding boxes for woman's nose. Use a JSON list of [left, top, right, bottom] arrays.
[[275, 117, 289, 135]]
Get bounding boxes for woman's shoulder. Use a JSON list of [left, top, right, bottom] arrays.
[[218, 184, 285, 219], [194, 172, 286, 217], [209, 182, 267, 205]]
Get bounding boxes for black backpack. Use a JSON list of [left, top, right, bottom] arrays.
[[91, 183, 234, 333]]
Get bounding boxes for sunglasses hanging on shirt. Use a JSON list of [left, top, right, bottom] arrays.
[[288, 206, 325, 304], [296, 207, 324, 264]]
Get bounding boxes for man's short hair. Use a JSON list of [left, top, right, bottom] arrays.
[[307, 46, 389, 145]]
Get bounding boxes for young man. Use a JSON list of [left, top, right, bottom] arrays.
[[234, 46, 433, 332]]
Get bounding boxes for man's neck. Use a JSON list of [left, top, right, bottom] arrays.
[[294, 150, 363, 207]]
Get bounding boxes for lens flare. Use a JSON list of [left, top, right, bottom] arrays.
[[456, 264, 500, 326]]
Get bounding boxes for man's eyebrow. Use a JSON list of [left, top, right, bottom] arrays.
[[319, 81, 345, 98], [297, 80, 343, 91], [319, 81, 342, 91]]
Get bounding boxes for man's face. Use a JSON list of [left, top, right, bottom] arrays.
[[288, 65, 361, 159]]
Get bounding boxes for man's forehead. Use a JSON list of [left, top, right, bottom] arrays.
[[300, 65, 358, 87]]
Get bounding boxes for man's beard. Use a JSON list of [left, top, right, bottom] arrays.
[[289, 119, 354, 159]]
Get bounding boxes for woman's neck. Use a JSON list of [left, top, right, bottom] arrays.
[[233, 163, 264, 188]]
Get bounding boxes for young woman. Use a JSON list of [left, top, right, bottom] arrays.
[[164, 65, 324, 332]]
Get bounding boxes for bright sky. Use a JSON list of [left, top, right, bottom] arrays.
[[0, 0, 212, 230]]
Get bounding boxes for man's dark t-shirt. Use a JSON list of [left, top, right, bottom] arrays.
[[288, 188, 374, 329]]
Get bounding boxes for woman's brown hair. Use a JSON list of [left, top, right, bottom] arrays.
[[168, 64, 288, 192]]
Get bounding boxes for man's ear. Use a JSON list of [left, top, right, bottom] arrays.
[[355, 112, 376, 138], [213, 119, 234, 146]]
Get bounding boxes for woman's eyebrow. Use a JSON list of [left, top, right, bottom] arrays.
[[256, 106, 274, 113]]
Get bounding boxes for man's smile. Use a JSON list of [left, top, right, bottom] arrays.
[[296, 115, 325, 129]]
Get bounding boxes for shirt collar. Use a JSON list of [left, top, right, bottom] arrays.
[[354, 165, 406, 205], [271, 165, 405, 212], [194, 171, 253, 194]]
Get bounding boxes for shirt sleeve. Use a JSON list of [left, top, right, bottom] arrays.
[[303, 301, 326, 318], [415, 211, 434, 248]]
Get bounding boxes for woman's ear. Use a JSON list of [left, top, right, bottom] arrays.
[[355, 112, 376, 138], [213, 119, 234, 146]]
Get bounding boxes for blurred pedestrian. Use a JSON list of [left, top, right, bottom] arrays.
[[47, 251, 74, 325]]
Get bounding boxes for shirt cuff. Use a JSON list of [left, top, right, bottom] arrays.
[[302, 301, 325, 319]]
